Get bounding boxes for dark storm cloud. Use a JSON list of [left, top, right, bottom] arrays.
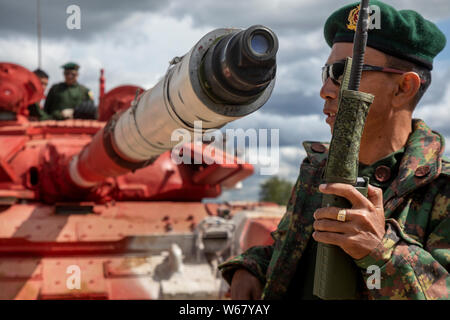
[[261, 91, 323, 116], [0, 0, 164, 40], [167, 0, 450, 33], [167, 1, 329, 34]]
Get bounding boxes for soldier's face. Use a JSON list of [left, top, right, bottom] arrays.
[[320, 43, 399, 134], [39, 77, 48, 91], [64, 70, 78, 85]]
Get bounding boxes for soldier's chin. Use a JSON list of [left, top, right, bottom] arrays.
[[326, 117, 335, 134]]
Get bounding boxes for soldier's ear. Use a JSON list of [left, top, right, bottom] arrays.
[[391, 72, 421, 110]]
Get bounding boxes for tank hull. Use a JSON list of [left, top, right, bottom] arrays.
[[0, 202, 284, 299]]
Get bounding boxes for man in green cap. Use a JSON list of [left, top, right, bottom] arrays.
[[219, 1, 449, 300], [44, 62, 94, 120]]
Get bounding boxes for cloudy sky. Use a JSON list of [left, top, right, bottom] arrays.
[[1, 0, 449, 202]]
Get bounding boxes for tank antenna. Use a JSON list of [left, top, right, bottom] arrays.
[[36, 0, 42, 69]]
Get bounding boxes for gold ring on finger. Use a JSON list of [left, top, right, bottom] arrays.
[[337, 209, 347, 222]]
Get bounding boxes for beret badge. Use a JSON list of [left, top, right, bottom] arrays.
[[347, 5, 360, 31]]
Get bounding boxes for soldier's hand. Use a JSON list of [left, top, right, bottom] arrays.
[[313, 183, 386, 260], [230, 268, 263, 300], [61, 108, 74, 119]]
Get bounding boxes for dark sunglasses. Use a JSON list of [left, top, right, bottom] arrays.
[[322, 60, 425, 85]]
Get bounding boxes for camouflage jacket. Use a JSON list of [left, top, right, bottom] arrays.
[[219, 119, 450, 300]]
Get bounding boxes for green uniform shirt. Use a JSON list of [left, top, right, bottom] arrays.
[[44, 82, 93, 120], [27, 102, 50, 121]]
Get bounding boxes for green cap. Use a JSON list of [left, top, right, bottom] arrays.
[[61, 62, 80, 70], [324, 0, 447, 70]]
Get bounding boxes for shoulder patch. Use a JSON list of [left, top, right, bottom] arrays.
[[302, 141, 330, 166]]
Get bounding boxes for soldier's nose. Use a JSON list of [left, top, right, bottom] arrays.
[[320, 78, 339, 101]]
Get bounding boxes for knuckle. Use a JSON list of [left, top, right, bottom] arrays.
[[343, 184, 355, 194], [315, 207, 326, 219], [319, 231, 328, 241], [344, 235, 358, 249], [313, 209, 320, 219], [325, 220, 335, 229], [344, 221, 357, 232], [347, 234, 359, 244], [355, 210, 369, 221], [374, 186, 382, 195], [367, 204, 377, 212]]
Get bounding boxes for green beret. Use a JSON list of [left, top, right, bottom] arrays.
[[324, 0, 446, 70], [61, 62, 80, 70]]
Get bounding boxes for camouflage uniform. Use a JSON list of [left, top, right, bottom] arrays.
[[219, 119, 450, 299]]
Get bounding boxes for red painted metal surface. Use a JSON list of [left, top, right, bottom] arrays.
[[99, 69, 105, 105], [0, 63, 281, 300], [0, 201, 277, 299], [0, 63, 44, 115], [98, 85, 143, 121], [239, 218, 280, 252], [189, 143, 254, 188]]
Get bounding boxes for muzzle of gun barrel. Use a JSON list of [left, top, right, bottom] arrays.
[[202, 25, 278, 104]]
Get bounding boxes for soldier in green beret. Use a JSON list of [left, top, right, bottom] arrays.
[[220, 0, 449, 300], [44, 62, 94, 120]]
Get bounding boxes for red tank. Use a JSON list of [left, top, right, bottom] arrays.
[[0, 25, 285, 300]]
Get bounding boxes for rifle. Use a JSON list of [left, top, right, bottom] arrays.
[[313, 0, 375, 299]]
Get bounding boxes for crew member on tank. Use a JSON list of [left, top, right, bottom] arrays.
[[28, 68, 51, 121], [44, 62, 93, 120]]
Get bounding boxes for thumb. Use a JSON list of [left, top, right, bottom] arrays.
[[367, 184, 383, 209]]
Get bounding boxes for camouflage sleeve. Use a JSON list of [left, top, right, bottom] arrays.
[[38, 108, 51, 121], [354, 179, 450, 300], [50, 110, 65, 120], [218, 245, 274, 285]]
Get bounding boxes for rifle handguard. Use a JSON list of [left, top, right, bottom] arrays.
[[324, 90, 374, 184]]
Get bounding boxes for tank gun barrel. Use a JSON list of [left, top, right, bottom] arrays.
[[68, 25, 278, 188]]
